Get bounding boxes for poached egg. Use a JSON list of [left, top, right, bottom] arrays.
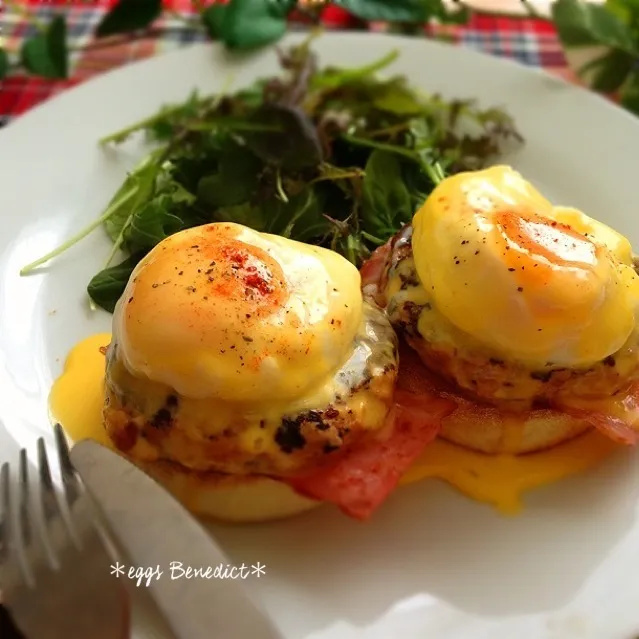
[[114, 222, 363, 403], [411, 166, 639, 367]]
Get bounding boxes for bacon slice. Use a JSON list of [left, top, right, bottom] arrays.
[[287, 392, 454, 520], [571, 410, 639, 445], [360, 240, 392, 304], [557, 385, 639, 445]]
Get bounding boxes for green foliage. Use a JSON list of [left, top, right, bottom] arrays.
[[23, 41, 518, 310], [87, 254, 145, 313], [96, 0, 163, 37], [552, 0, 639, 115], [21, 15, 68, 79], [0, 49, 8, 80], [204, 0, 296, 50]]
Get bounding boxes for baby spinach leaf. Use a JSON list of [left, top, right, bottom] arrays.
[[0, 49, 8, 80], [215, 0, 295, 50], [196, 143, 262, 208], [124, 196, 185, 251], [280, 188, 331, 241], [362, 150, 413, 239], [21, 15, 68, 79], [288, 189, 332, 243], [87, 253, 145, 313], [551, 0, 636, 53], [400, 157, 435, 209], [244, 104, 323, 170], [259, 187, 327, 241], [102, 154, 161, 241], [96, 0, 163, 38]]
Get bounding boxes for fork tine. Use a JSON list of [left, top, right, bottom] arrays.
[[36, 438, 62, 569], [52, 424, 83, 548], [16, 450, 35, 588], [0, 462, 9, 565], [54, 423, 75, 483]]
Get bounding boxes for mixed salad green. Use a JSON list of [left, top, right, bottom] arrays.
[[21, 36, 522, 312]]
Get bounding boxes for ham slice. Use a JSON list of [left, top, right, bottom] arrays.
[[287, 391, 454, 520]]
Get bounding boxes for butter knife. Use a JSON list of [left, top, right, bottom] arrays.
[[69, 440, 283, 639]]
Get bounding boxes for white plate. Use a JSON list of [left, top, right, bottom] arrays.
[[1, 32, 639, 639]]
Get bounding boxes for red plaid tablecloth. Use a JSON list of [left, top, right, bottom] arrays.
[[0, 1, 572, 125]]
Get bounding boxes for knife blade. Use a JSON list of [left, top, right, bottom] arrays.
[[69, 439, 284, 639]]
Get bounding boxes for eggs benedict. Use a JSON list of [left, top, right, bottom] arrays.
[[362, 165, 639, 456], [98, 222, 451, 522], [53, 174, 628, 519]]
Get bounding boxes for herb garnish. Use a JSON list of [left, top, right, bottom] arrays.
[[20, 36, 521, 312]]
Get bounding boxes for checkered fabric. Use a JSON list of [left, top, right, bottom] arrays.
[[0, 1, 572, 124]]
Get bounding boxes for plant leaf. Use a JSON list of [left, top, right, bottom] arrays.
[[361, 150, 413, 239], [339, 0, 436, 22], [96, 0, 162, 37], [310, 50, 399, 90], [102, 154, 161, 241], [196, 142, 262, 208], [0, 49, 8, 80], [605, 0, 639, 21], [20, 15, 68, 79], [621, 71, 639, 115], [201, 4, 227, 39], [261, 188, 330, 241], [216, 0, 295, 50], [87, 254, 144, 313], [213, 202, 267, 230], [580, 49, 634, 92], [373, 79, 425, 115], [287, 190, 332, 242], [435, 4, 470, 24], [551, 0, 636, 53], [124, 196, 185, 251], [243, 104, 323, 170]]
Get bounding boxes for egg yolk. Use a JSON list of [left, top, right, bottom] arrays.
[[412, 166, 639, 367]]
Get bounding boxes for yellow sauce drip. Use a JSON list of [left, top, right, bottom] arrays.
[[50, 333, 113, 448], [400, 431, 617, 513], [50, 334, 620, 515]]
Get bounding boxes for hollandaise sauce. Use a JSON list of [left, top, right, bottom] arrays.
[[50, 334, 618, 515]]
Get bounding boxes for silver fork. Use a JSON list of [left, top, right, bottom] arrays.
[[0, 424, 129, 639]]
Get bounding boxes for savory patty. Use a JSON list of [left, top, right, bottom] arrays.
[[103, 301, 398, 476]]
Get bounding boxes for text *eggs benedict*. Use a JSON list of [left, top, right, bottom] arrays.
[[361, 165, 639, 511], [52, 222, 453, 522]]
